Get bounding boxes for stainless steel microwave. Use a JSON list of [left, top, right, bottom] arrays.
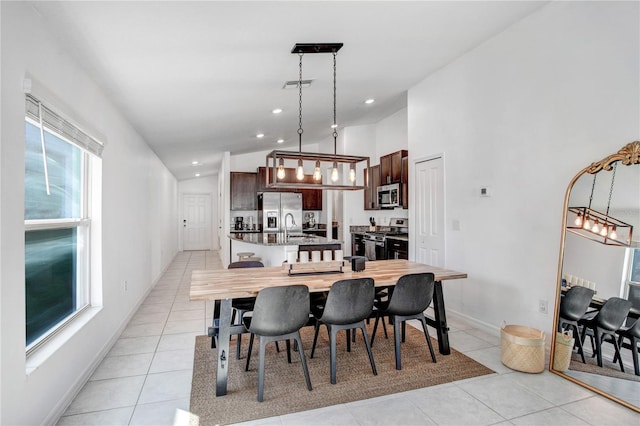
[[377, 183, 400, 208]]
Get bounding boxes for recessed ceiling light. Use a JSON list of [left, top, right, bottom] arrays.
[[364, 98, 375, 104], [272, 108, 283, 114], [195, 173, 201, 177], [192, 161, 199, 165], [277, 139, 284, 144], [331, 124, 338, 129], [256, 133, 264, 139]]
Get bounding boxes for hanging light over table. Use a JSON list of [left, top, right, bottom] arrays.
[[566, 162, 633, 246], [265, 43, 370, 190]]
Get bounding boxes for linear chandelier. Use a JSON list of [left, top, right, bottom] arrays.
[[265, 43, 370, 190], [566, 162, 633, 246]]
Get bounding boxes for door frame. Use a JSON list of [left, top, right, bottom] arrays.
[[410, 154, 446, 265]]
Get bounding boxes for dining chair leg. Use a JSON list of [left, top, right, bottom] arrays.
[[311, 321, 321, 358], [329, 326, 338, 384], [419, 315, 437, 363], [257, 337, 267, 402], [359, 322, 377, 376], [571, 324, 587, 363], [632, 337, 640, 376], [286, 339, 292, 364], [594, 328, 603, 367], [294, 333, 313, 391], [610, 334, 625, 372], [245, 333, 255, 372], [371, 313, 380, 346], [346, 329, 352, 353], [393, 319, 403, 370]]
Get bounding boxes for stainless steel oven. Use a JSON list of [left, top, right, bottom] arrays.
[[363, 233, 387, 260]]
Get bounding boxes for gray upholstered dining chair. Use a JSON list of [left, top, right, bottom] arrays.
[[614, 318, 640, 376], [558, 285, 595, 363], [227, 260, 264, 357], [242, 284, 312, 402], [310, 277, 377, 384], [371, 273, 437, 370], [579, 297, 632, 370]]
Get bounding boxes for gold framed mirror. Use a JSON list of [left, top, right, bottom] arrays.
[[550, 141, 640, 412]]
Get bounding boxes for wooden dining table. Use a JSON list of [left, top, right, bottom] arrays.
[[190, 259, 467, 396]]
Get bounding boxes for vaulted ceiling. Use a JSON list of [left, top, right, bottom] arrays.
[[30, 1, 546, 180]]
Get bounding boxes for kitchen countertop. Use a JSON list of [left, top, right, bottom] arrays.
[[386, 235, 409, 241], [229, 232, 341, 246]]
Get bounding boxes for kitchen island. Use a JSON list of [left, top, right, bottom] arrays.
[[229, 232, 342, 267]]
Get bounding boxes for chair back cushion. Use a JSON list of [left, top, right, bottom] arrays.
[[228, 261, 264, 269], [596, 297, 632, 332], [321, 278, 375, 325], [386, 273, 435, 316], [250, 285, 310, 336], [560, 286, 595, 321]]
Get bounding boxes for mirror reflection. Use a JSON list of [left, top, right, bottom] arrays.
[[553, 142, 640, 411]]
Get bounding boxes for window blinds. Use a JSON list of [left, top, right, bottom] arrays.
[[25, 94, 104, 157]]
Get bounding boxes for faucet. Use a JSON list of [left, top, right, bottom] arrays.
[[284, 213, 296, 241]]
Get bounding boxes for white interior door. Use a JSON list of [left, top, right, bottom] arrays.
[[415, 157, 445, 266], [183, 193, 211, 251]]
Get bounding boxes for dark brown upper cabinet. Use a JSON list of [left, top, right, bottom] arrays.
[[230, 172, 258, 210], [380, 150, 408, 185], [364, 164, 381, 210]]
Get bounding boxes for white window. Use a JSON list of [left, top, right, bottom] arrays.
[[24, 94, 103, 353]]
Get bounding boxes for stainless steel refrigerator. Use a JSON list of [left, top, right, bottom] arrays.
[[258, 192, 303, 233]]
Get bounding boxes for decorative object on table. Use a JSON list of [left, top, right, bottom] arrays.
[[322, 250, 332, 261], [265, 43, 370, 191], [299, 251, 309, 263], [553, 331, 575, 372], [282, 259, 346, 276], [500, 323, 545, 373]]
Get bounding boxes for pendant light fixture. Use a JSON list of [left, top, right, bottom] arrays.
[[265, 43, 370, 190], [567, 161, 632, 246]]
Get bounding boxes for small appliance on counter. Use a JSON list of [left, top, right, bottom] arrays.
[[234, 216, 244, 230]]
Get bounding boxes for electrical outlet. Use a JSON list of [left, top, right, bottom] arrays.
[[538, 299, 548, 314]]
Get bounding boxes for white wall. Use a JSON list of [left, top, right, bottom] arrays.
[[0, 2, 178, 424], [178, 175, 219, 251], [341, 108, 409, 255], [407, 1, 639, 335]]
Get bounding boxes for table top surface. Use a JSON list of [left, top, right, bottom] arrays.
[[190, 259, 467, 301]]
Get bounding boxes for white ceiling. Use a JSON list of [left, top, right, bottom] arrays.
[[30, 1, 546, 180]]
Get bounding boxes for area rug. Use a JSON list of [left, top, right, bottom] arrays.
[[190, 322, 495, 425], [569, 352, 640, 382]]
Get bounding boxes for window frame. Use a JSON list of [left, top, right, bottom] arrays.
[[24, 115, 94, 355]]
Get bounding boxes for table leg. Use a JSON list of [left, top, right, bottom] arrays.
[[432, 280, 451, 355], [216, 298, 233, 396]]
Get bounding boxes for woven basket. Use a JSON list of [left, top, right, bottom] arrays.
[[552, 331, 574, 372], [501, 324, 545, 373]]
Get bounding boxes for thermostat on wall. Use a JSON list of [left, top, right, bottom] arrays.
[[480, 186, 492, 197]]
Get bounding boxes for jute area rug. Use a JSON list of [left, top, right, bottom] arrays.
[[190, 322, 494, 425], [569, 352, 640, 382]]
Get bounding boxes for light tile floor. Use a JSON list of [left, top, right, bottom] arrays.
[[57, 251, 640, 425]]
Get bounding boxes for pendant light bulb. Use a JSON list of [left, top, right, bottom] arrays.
[[609, 225, 617, 240], [277, 158, 286, 180], [574, 213, 583, 227], [331, 162, 339, 182], [296, 159, 305, 181], [349, 164, 356, 183], [591, 220, 600, 234], [583, 216, 591, 230], [599, 224, 608, 237], [313, 161, 322, 181]]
